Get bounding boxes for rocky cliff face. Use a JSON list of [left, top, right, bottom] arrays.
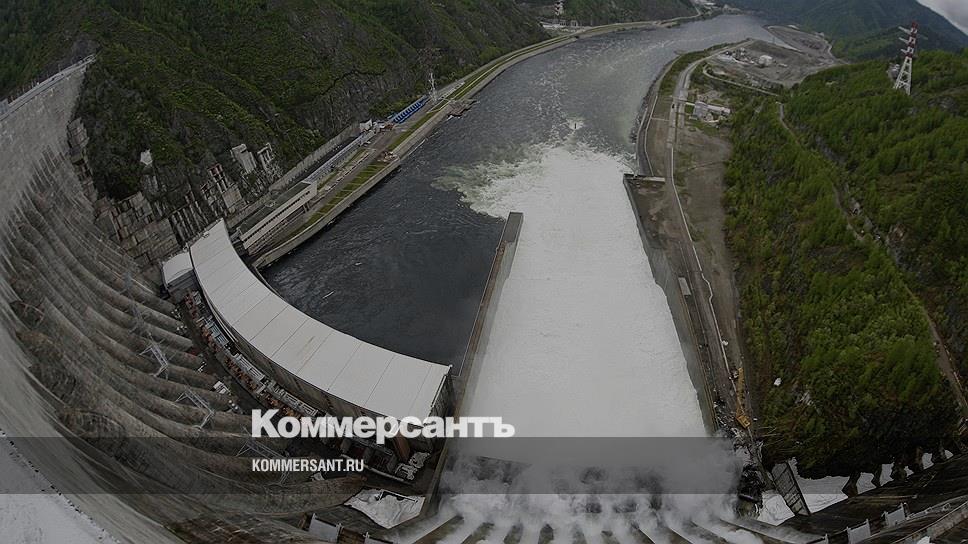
[[2, 0, 547, 268]]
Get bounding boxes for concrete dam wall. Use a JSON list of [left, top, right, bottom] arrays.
[[0, 63, 363, 542]]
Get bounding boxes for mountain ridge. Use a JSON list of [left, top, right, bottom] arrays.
[[515, 0, 694, 25], [725, 0, 968, 58], [1, 0, 547, 253]]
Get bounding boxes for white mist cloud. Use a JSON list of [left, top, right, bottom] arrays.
[[418, 128, 743, 541], [917, 0, 968, 34]]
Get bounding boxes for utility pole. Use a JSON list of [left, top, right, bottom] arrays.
[[894, 22, 918, 95], [429, 70, 438, 104], [419, 46, 441, 103]]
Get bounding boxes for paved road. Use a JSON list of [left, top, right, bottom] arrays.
[[1, 56, 95, 122], [668, 45, 746, 402]]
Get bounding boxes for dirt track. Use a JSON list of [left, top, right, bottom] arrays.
[[631, 27, 838, 435]]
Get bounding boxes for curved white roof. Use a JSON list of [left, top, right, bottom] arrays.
[[190, 220, 449, 420]]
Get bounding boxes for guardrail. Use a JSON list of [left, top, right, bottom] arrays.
[[1, 55, 96, 123]]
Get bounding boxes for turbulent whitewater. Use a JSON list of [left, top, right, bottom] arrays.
[[450, 137, 705, 438], [264, 13, 777, 536], [265, 17, 776, 381]]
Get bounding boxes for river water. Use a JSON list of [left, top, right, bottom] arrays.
[[263, 16, 774, 440]]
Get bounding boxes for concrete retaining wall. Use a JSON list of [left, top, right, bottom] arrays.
[[274, 122, 361, 190], [416, 212, 524, 520], [252, 158, 402, 268], [622, 175, 716, 433]]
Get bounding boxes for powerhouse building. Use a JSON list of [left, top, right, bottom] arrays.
[[185, 220, 451, 466]]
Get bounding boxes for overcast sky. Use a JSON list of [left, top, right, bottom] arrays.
[[917, 0, 968, 34]]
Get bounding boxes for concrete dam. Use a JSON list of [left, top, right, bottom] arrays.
[[2, 22, 968, 544], [0, 61, 367, 542]]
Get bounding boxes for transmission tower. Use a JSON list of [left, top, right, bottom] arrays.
[[429, 70, 438, 104], [142, 341, 170, 379], [894, 22, 918, 95], [175, 389, 215, 429], [419, 47, 441, 103], [238, 438, 289, 484]]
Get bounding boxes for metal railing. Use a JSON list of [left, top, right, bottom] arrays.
[[1, 55, 96, 123]]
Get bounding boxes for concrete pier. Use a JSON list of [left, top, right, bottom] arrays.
[[456, 211, 524, 382], [408, 212, 523, 521]]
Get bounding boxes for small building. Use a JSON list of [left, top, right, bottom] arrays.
[[161, 250, 196, 300], [757, 54, 775, 67], [692, 101, 710, 119], [231, 144, 257, 175], [257, 143, 275, 170], [692, 100, 731, 123]]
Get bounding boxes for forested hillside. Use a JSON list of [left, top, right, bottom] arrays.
[[1, 0, 546, 199], [516, 0, 693, 25], [725, 0, 968, 58], [786, 50, 968, 386], [724, 53, 968, 476]]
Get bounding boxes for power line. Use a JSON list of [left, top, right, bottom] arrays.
[[893, 22, 918, 95]]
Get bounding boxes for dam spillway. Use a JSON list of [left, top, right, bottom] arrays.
[[0, 19, 777, 540], [264, 16, 777, 441], [262, 15, 778, 537], [4, 13, 968, 544]]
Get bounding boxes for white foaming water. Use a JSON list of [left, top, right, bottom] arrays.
[[448, 138, 706, 440], [411, 18, 784, 533], [391, 484, 744, 544], [416, 125, 743, 540]]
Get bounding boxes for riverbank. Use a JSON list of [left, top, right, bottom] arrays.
[[628, 30, 884, 522], [631, 25, 840, 438], [252, 10, 721, 268], [629, 42, 751, 437]]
